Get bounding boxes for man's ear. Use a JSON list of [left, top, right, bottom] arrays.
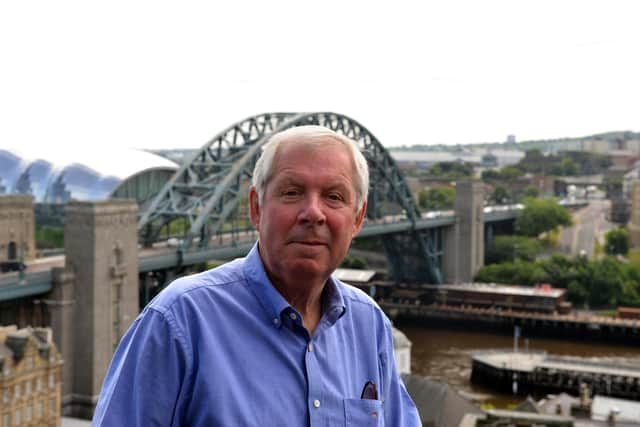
[[352, 201, 367, 237], [249, 187, 261, 231]]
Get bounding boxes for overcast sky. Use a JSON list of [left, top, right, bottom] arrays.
[[1, 0, 638, 157]]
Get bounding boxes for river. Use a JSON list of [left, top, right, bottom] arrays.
[[401, 325, 640, 407]]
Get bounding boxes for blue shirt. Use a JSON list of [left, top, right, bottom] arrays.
[[93, 244, 420, 426]]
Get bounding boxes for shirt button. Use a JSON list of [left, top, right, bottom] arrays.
[[313, 399, 321, 408], [289, 312, 297, 320], [308, 343, 314, 352], [272, 318, 280, 326]]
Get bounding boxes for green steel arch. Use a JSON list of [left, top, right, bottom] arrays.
[[138, 112, 443, 283]]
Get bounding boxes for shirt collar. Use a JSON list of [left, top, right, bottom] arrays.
[[243, 242, 346, 328]]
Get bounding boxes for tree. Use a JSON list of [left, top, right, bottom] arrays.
[[419, 187, 455, 210], [515, 198, 572, 237], [426, 162, 474, 180], [604, 228, 630, 256], [491, 186, 510, 204], [481, 169, 500, 181], [499, 166, 524, 180], [486, 235, 541, 264], [523, 185, 540, 198]]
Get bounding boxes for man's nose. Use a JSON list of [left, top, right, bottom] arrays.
[[298, 195, 326, 225]]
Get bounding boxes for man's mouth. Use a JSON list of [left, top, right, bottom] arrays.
[[290, 240, 327, 246]]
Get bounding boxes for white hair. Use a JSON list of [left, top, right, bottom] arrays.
[[251, 125, 369, 213]]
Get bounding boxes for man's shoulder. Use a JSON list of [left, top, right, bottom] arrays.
[[149, 258, 247, 312]]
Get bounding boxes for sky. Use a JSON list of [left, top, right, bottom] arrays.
[[1, 0, 639, 159]]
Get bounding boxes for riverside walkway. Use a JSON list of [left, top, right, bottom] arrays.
[[381, 302, 640, 344]]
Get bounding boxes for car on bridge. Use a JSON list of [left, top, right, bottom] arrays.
[[0, 261, 27, 273]]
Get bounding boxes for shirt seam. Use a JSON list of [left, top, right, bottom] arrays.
[[146, 305, 194, 419], [150, 276, 248, 315]]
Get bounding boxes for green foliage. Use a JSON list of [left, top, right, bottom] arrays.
[[523, 185, 540, 198], [515, 150, 610, 176], [35, 225, 64, 249], [604, 228, 630, 256], [486, 235, 541, 264], [418, 187, 455, 210], [498, 166, 524, 180], [425, 162, 474, 180], [481, 169, 500, 181], [481, 167, 523, 182], [340, 255, 368, 269], [515, 198, 572, 237], [490, 186, 510, 204], [474, 260, 547, 286], [550, 157, 578, 176], [474, 254, 640, 308]]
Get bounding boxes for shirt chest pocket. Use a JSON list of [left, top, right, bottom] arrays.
[[343, 398, 384, 427]]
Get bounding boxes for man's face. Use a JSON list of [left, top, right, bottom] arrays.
[[249, 140, 366, 286]]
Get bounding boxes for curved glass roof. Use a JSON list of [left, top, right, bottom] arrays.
[[0, 148, 178, 203]]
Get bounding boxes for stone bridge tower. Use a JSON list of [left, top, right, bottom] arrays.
[[59, 200, 139, 418], [444, 180, 485, 283], [0, 195, 35, 262]]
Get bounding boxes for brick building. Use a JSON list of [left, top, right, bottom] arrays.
[[0, 326, 62, 427]]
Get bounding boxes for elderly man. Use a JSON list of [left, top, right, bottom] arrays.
[[93, 125, 420, 426]]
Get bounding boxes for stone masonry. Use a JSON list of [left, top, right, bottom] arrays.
[[61, 200, 139, 418], [444, 180, 485, 283], [0, 196, 35, 262]]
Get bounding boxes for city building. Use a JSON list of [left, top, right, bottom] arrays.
[[0, 148, 177, 204], [0, 326, 63, 427]]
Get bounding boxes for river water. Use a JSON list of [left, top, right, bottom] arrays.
[[401, 325, 640, 407]]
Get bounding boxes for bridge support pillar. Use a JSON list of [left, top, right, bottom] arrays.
[[444, 181, 484, 283], [0, 195, 35, 262], [630, 182, 640, 247], [47, 267, 76, 412], [63, 200, 139, 419]]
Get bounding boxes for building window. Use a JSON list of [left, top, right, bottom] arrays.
[[26, 405, 32, 422], [37, 400, 43, 418], [14, 409, 20, 425], [49, 398, 55, 415], [14, 383, 20, 398], [2, 389, 8, 403], [2, 414, 8, 427], [25, 380, 31, 395], [26, 356, 33, 369], [48, 373, 54, 389], [36, 377, 42, 392]]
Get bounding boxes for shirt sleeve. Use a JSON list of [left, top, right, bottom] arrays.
[[379, 319, 422, 427], [92, 307, 191, 427]]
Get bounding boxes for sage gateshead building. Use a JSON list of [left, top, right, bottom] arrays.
[[0, 148, 178, 207]]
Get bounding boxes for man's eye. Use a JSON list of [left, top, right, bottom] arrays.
[[282, 190, 300, 197], [327, 193, 344, 201]]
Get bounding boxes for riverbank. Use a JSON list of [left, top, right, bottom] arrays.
[[384, 302, 640, 346]]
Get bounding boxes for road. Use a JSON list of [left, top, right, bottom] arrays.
[[558, 198, 614, 258]]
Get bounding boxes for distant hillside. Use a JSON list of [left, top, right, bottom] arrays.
[[390, 130, 640, 152]]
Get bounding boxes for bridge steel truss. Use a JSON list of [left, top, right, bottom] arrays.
[[138, 112, 444, 283]]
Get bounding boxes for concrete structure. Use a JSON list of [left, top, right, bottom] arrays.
[[0, 325, 63, 427], [0, 196, 35, 263], [471, 350, 640, 400], [444, 181, 484, 283], [59, 200, 139, 418], [392, 328, 412, 375], [629, 182, 640, 247]]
